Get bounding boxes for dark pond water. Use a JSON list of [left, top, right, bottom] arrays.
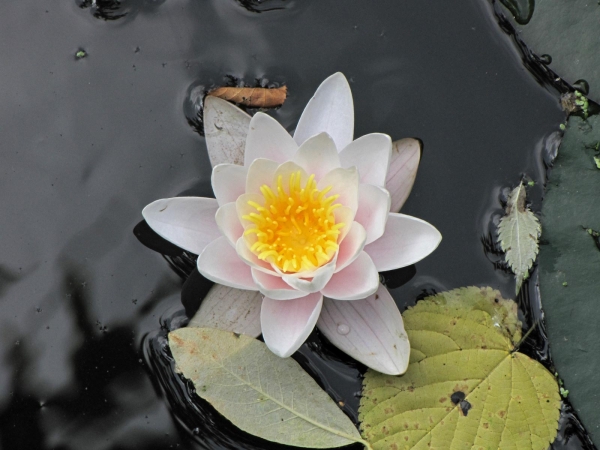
[[0, 0, 593, 448]]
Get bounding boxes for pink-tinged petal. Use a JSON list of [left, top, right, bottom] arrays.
[[294, 73, 354, 151], [334, 205, 355, 243], [261, 293, 323, 357], [252, 269, 307, 300], [282, 257, 337, 293], [365, 213, 441, 271], [215, 203, 243, 246], [189, 284, 262, 338], [320, 252, 378, 300], [236, 192, 265, 229], [204, 96, 250, 167], [246, 158, 278, 195], [334, 222, 366, 273], [211, 164, 247, 206], [339, 133, 392, 187], [235, 237, 278, 275], [386, 138, 421, 213], [355, 184, 391, 244], [197, 236, 258, 290], [292, 132, 340, 179], [317, 284, 410, 375], [244, 112, 298, 166], [318, 167, 359, 214], [142, 197, 220, 255]]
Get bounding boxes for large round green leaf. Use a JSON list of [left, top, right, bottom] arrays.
[[539, 115, 600, 441], [500, 0, 600, 103]]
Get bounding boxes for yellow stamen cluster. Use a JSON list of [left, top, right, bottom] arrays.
[[243, 171, 345, 273]]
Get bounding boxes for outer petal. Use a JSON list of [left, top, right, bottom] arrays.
[[246, 158, 278, 195], [334, 222, 367, 273], [386, 138, 421, 213], [211, 164, 247, 206], [294, 73, 354, 150], [318, 167, 359, 214], [142, 197, 220, 255], [339, 133, 392, 187], [197, 236, 258, 290], [365, 213, 441, 272], [244, 112, 298, 166], [317, 284, 410, 375], [215, 202, 243, 246], [204, 96, 250, 167], [320, 252, 379, 300], [354, 184, 391, 244], [261, 293, 323, 357], [282, 257, 337, 293], [252, 269, 307, 300], [189, 284, 262, 338], [292, 132, 340, 179]]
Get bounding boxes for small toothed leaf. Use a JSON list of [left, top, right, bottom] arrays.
[[498, 182, 541, 293]]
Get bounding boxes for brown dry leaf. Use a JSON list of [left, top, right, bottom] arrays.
[[208, 85, 287, 108]]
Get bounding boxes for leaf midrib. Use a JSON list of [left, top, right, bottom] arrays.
[[215, 354, 369, 449]]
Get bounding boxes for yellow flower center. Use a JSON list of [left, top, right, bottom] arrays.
[[242, 171, 345, 273]]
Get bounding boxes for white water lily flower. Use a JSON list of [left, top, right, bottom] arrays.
[[143, 73, 441, 374]]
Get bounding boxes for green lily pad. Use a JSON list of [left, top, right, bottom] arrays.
[[539, 115, 600, 441], [500, 0, 600, 103]]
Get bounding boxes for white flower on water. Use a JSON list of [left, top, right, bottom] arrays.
[[143, 73, 441, 374]]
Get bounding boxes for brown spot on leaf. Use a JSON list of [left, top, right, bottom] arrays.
[[439, 397, 447, 403]]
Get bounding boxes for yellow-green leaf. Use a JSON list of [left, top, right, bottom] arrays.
[[359, 287, 560, 450], [169, 327, 370, 449]]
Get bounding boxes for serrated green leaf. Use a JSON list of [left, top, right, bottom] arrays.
[[359, 287, 560, 450], [498, 182, 541, 293], [169, 327, 369, 449]]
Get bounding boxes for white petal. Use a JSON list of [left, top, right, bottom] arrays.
[[334, 205, 356, 243], [142, 197, 220, 255], [334, 222, 366, 273], [339, 133, 392, 187], [236, 192, 266, 229], [197, 236, 258, 290], [271, 161, 309, 191], [252, 269, 307, 300], [355, 184, 391, 244], [215, 203, 243, 247], [320, 252, 379, 300], [235, 237, 278, 275], [294, 73, 354, 150], [365, 213, 441, 272], [292, 132, 340, 179], [318, 167, 359, 214], [244, 112, 298, 166], [211, 164, 247, 206], [189, 284, 262, 338], [261, 293, 323, 357], [317, 284, 409, 375], [246, 158, 278, 195], [387, 138, 421, 213], [282, 257, 337, 293], [204, 96, 250, 167]]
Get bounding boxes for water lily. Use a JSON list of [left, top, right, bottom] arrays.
[[143, 73, 441, 374]]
